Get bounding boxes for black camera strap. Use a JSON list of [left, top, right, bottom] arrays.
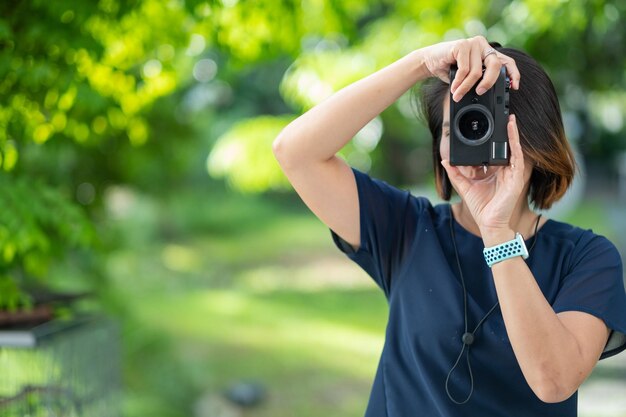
[[445, 205, 541, 404]]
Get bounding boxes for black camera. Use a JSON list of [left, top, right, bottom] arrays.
[[449, 65, 510, 166]]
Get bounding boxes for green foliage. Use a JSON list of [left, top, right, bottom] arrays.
[[0, 0, 203, 308], [0, 176, 95, 309], [0, 0, 194, 155], [2, 0, 624, 306], [215, 0, 626, 192], [210, 0, 387, 64], [208, 115, 295, 192], [0, 274, 31, 312]]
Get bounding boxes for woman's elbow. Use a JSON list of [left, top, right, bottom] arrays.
[[272, 128, 301, 167], [272, 130, 318, 171], [272, 131, 287, 159], [530, 375, 578, 404], [272, 132, 293, 167]]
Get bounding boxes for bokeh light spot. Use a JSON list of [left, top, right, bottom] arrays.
[[128, 118, 148, 146], [51, 112, 67, 131], [2, 141, 18, 171], [193, 59, 218, 82], [604, 4, 619, 22], [44, 90, 58, 109], [600, 105, 623, 133], [354, 117, 383, 152], [108, 108, 127, 129], [77, 183, 96, 205], [142, 59, 163, 79], [60, 10, 75, 23], [58, 86, 77, 111], [33, 124, 54, 144], [464, 19, 486, 36], [346, 151, 372, 173], [74, 124, 90, 142], [186, 34, 206, 56], [92, 116, 108, 134]]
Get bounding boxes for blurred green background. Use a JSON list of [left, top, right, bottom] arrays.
[[1, 0, 626, 416]]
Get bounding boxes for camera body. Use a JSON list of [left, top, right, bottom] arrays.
[[449, 65, 510, 166]]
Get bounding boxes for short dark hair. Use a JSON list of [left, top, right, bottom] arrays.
[[418, 45, 576, 210]]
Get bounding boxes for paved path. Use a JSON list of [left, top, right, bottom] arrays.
[[579, 350, 626, 417]]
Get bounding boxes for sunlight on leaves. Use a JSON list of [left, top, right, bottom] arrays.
[[207, 115, 295, 193]]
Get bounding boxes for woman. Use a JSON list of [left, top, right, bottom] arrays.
[[272, 36, 626, 416]]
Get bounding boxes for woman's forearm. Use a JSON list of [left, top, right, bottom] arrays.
[[483, 232, 596, 403], [492, 258, 579, 400], [273, 49, 431, 166]]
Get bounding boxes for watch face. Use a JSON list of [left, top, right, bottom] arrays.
[[515, 233, 529, 259]]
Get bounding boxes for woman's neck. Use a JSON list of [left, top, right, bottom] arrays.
[[452, 198, 538, 239]]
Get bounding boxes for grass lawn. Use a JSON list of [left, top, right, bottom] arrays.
[[105, 188, 388, 417]]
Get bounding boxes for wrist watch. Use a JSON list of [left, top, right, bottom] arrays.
[[483, 232, 529, 267]]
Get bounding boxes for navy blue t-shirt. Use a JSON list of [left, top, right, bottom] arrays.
[[329, 167, 626, 417]]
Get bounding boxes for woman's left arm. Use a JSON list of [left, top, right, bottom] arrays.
[[442, 115, 610, 403], [486, 249, 609, 403]]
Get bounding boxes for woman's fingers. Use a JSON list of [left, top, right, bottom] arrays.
[[501, 54, 521, 90], [507, 114, 524, 179], [479, 48, 521, 92], [475, 53, 501, 95], [450, 36, 521, 101], [450, 40, 470, 94], [452, 41, 484, 102], [441, 160, 472, 198]]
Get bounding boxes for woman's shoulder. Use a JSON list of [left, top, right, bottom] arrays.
[[541, 217, 610, 242], [540, 217, 622, 263], [351, 167, 439, 213]]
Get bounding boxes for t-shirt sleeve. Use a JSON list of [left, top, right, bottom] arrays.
[[329, 167, 423, 298], [552, 233, 626, 359]]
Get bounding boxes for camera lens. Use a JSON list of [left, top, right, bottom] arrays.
[[459, 110, 489, 140], [453, 104, 494, 146]]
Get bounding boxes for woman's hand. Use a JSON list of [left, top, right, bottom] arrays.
[[421, 36, 520, 101], [441, 115, 529, 240]]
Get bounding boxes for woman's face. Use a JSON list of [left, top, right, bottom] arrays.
[[440, 94, 533, 185]]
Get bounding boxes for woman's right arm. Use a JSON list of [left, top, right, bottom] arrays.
[[272, 37, 516, 249]]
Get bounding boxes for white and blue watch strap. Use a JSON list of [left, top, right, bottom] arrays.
[[483, 232, 529, 267]]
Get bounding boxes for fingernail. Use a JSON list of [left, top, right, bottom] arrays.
[[476, 87, 486, 95]]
